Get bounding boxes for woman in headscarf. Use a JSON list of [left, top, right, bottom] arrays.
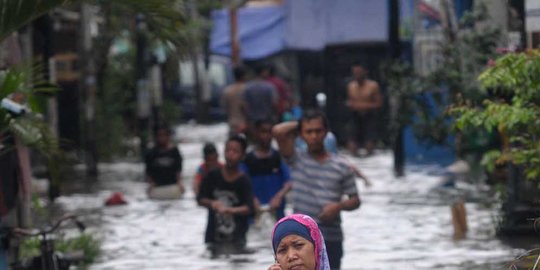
[[268, 214, 330, 270]]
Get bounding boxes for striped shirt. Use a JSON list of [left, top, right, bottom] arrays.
[[287, 151, 358, 242]]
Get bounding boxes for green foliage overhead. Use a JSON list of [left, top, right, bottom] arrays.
[[196, 0, 223, 18], [106, 0, 190, 46], [1, 0, 193, 162], [451, 50, 540, 181], [0, 0, 189, 44], [0, 0, 75, 42]]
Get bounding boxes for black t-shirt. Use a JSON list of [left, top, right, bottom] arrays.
[[144, 146, 182, 186], [197, 169, 254, 245], [244, 149, 282, 176]]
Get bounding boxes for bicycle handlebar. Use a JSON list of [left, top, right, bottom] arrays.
[[12, 214, 85, 237]]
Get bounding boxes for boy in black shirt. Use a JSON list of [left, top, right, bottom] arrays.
[[144, 125, 184, 199], [244, 119, 291, 220], [197, 135, 254, 254]]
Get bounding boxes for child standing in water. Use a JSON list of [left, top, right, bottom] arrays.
[[193, 143, 223, 196], [144, 125, 184, 199], [197, 135, 254, 254], [244, 119, 291, 220]]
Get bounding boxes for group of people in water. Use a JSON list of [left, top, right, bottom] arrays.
[[144, 112, 363, 270], [144, 62, 382, 270]]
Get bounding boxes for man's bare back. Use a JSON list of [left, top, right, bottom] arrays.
[[221, 82, 247, 134]]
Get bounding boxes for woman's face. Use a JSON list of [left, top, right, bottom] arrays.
[[275, 234, 316, 270]]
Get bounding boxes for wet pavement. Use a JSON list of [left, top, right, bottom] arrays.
[[54, 124, 528, 269]]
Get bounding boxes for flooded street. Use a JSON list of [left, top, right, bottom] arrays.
[[3, 0, 539, 269], [55, 124, 525, 269]]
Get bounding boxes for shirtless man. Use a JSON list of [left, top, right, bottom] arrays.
[[221, 66, 247, 136], [345, 64, 383, 156]]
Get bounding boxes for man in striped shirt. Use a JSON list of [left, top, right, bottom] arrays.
[[273, 109, 361, 270]]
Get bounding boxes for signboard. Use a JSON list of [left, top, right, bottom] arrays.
[[52, 53, 79, 82], [526, 0, 540, 32]]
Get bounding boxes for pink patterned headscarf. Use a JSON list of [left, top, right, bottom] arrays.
[[271, 214, 330, 270]]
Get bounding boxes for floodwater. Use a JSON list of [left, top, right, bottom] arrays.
[[54, 124, 529, 269]]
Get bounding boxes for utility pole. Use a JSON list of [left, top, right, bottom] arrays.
[[440, 0, 458, 43], [187, 0, 210, 123], [229, 7, 240, 66], [227, 0, 247, 66], [33, 15, 59, 138], [15, 25, 34, 227], [79, 4, 98, 176], [149, 60, 163, 129], [389, 0, 404, 177], [135, 14, 151, 157]]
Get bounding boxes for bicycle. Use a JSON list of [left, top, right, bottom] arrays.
[[2, 214, 86, 270]]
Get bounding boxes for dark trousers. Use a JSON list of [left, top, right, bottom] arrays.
[[324, 240, 343, 270]]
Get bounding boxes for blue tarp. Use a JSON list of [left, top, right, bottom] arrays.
[[210, 0, 391, 59], [404, 126, 455, 167], [286, 0, 389, 49], [404, 92, 455, 167], [324, 0, 389, 45], [210, 6, 286, 60], [283, 0, 325, 50]]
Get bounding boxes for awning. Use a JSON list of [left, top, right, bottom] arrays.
[[210, 5, 286, 60], [210, 0, 395, 59], [286, 0, 389, 49]]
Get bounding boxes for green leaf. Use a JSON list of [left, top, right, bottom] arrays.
[[0, 0, 76, 42]]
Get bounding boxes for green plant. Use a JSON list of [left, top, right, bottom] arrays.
[[95, 48, 136, 160], [507, 248, 540, 269], [0, 0, 189, 42], [0, 64, 63, 187], [418, 4, 501, 149], [0, 0, 76, 42], [381, 4, 502, 150], [90, 0, 193, 162], [380, 61, 431, 139], [18, 236, 41, 259], [19, 233, 100, 266], [55, 233, 100, 265], [1, 0, 191, 158], [451, 50, 540, 182]]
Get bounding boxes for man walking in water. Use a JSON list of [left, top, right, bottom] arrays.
[[243, 64, 279, 127], [273, 109, 361, 270], [221, 66, 248, 136], [346, 63, 383, 156]]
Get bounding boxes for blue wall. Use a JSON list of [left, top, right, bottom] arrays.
[[403, 92, 456, 167], [404, 126, 455, 167]]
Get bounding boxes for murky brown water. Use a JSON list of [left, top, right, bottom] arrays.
[[53, 124, 531, 269]]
